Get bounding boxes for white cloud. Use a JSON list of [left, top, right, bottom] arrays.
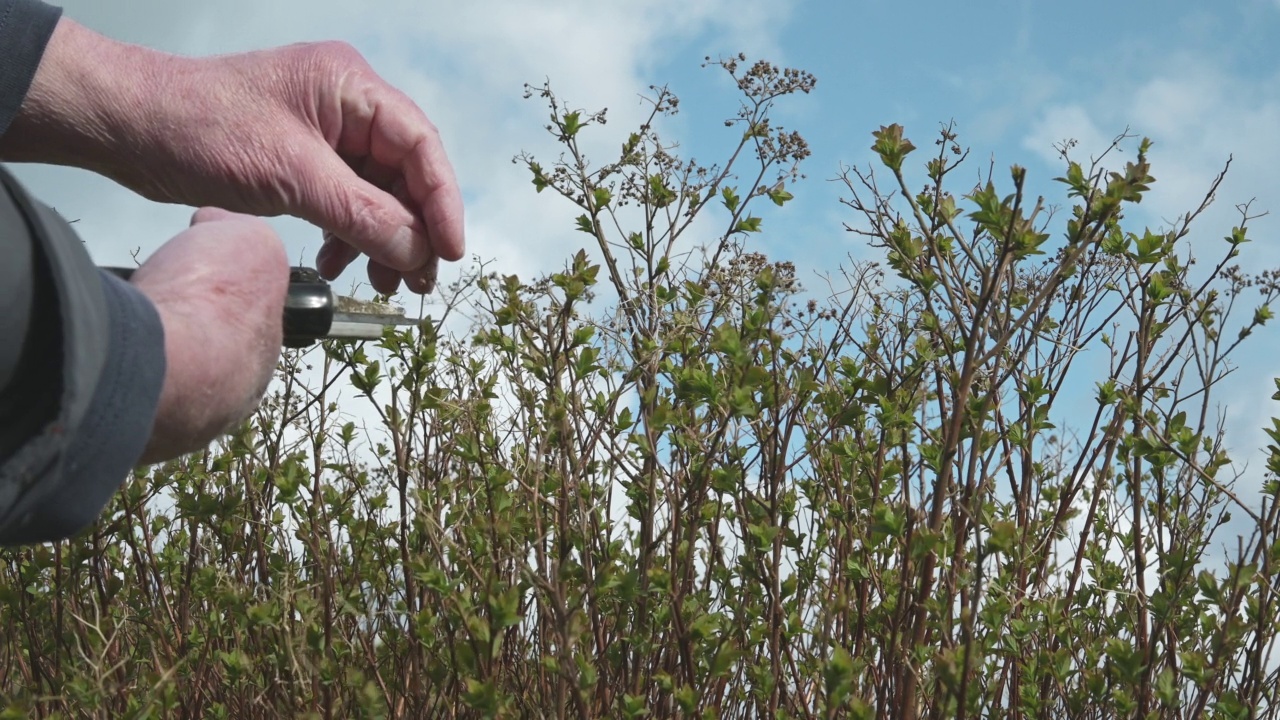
[[1021, 103, 1113, 166], [1023, 61, 1280, 253], [1022, 57, 1280, 501]]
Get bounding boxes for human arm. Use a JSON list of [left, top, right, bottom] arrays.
[[0, 0, 167, 545], [0, 0, 467, 543], [0, 0, 289, 543], [0, 192, 288, 546], [0, 12, 466, 294]]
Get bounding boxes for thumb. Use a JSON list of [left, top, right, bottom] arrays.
[[130, 213, 289, 463], [188, 206, 242, 226]]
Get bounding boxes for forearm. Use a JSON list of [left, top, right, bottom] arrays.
[[0, 13, 167, 176]]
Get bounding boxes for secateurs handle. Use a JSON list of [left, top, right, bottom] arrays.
[[101, 265, 337, 348]]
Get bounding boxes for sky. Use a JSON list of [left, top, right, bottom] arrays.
[[13, 0, 1280, 491]]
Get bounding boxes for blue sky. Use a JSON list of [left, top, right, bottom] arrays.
[[683, 0, 1280, 271], [13, 0, 1280, 477]]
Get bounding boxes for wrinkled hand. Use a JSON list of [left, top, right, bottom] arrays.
[[129, 208, 288, 464], [3, 18, 464, 295]]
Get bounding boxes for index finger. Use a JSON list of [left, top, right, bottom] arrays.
[[349, 80, 466, 263]]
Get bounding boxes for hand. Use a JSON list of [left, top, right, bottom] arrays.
[[129, 208, 289, 464], [1, 19, 464, 295]]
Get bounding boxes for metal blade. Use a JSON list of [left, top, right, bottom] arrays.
[[333, 294, 416, 319], [325, 295, 420, 340]]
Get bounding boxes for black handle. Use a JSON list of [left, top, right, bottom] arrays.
[[280, 267, 335, 347], [101, 265, 335, 348]]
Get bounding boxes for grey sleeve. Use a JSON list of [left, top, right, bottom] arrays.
[[0, 167, 168, 546], [0, 0, 169, 545]]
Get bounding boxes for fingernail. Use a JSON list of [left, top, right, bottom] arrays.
[[407, 275, 435, 295], [407, 257, 438, 295]]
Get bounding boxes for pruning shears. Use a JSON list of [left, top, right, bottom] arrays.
[[101, 266, 419, 348]]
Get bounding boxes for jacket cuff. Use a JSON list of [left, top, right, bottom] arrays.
[[0, 0, 62, 136], [0, 270, 165, 545]]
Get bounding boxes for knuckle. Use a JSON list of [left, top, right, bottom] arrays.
[[303, 40, 369, 75], [328, 184, 379, 239]]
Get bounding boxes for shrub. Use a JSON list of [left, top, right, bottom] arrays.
[[4, 55, 1280, 719]]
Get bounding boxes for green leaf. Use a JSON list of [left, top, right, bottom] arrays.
[[572, 326, 596, 347], [621, 132, 642, 158], [621, 694, 650, 719], [721, 186, 740, 213], [1134, 230, 1165, 263], [986, 520, 1018, 554], [825, 645, 856, 708], [871, 123, 916, 171], [528, 161, 549, 192], [1255, 304, 1273, 326], [767, 186, 794, 206], [1197, 571, 1220, 602], [674, 685, 696, 713], [592, 186, 612, 208], [1146, 271, 1172, 302], [489, 586, 522, 632], [561, 111, 582, 137], [1096, 379, 1120, 406], [1226, 225, 1250, 246], [647, 175, 676, 207], [869, 504, 904, 543], [1054, 161, 1090, 198], [710, 643, 741, 679]]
